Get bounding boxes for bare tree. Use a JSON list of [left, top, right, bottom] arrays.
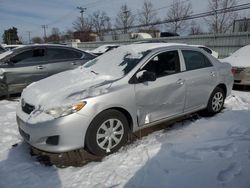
[[91, 11, 111, 37], [138, 0, 159, 29], [206, 0, 238, 33], [32, 36, 43, 44], [166, 0, 192, 33], [115, 4, 134, 33], [73, 16, 92, 32], [60, 30, 73, 42], [46, 27, 61, 43], [189, 21, 203, 35]]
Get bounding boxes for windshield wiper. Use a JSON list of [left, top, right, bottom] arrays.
[[91, 70, 99, 75]]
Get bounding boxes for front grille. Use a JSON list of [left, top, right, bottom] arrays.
[[22, 99, 35, 114]]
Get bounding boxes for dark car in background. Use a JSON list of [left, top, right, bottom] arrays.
[[0, 44, 95, 96]]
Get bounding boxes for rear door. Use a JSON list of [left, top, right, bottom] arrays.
[[180, 50, 217, 112], [45, 47, 89, 76], [134, 50, 186, 126], [4, 47, 48, 91]]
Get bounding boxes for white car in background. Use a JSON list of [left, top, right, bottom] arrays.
[[190, 45, 219, 58], [221, 45, 250, 86], [90, 44, 120, 56]]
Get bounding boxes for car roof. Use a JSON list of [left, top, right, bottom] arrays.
[[119, 43, 196, 54], [12, 44, 83, 52]]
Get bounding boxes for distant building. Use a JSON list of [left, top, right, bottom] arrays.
[[73, 31, 97, 42], [138, 29, 161, 38], [233, 18, 250, 32], [96, 32, 152, 42]]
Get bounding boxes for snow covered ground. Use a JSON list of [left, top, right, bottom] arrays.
[[0, 90, 250, 188]]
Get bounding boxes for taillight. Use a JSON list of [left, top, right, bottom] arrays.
[[231, 67, 236, 75]]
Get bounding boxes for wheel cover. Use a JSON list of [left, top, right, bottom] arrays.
[[96, 118, 124, 151], [212, 92, 224, 112]]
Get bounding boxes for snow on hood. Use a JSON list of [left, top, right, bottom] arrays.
[[221, 45, 250, 67], [22, 67, 114, 110]]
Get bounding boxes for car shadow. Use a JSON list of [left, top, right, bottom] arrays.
[[233, 85, 250, 92], [0, 142, 62, 188], [0, 93, 21, 101], [124, 110, 250, 188]]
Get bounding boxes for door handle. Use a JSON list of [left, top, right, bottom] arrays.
[[176, 79, 185, 85], [36, 65, 44, 70], [71, 62, 77, 65], [210, 71, 216, 77]]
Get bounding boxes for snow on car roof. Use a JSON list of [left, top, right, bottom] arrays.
[[120, 42, 185, 53], [221, 45, 250, 67]]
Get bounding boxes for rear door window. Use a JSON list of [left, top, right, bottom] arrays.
[[11, 49, 45, 64], [47, 48, 83, 61], [182, 50, 212, 71]]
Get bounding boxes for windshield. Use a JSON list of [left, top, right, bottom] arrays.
[[84, 46, 151, 79]]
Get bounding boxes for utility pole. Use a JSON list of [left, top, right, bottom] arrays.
[[41, 25, 48, 42], [215, 0, 218, 33], [123, 10, 130, 34], [77, 7, 87, 31], [27, 31, 31, 44]]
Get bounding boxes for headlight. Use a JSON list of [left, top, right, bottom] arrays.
[[45, 101, 86, 118]]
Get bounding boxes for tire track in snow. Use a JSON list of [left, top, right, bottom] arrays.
[[217, 162, 241, 182]]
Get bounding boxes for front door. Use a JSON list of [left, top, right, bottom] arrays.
[[134, 50, 186, 126]]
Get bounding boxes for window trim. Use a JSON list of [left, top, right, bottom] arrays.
[[129, 49, 183, 84]]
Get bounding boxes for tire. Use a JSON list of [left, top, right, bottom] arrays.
[[205, 87, 225, 115], [85, 110, 129, 156]]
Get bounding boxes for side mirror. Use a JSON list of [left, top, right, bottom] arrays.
[[136, 70, 156, 83]]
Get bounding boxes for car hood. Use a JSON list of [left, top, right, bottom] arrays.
[[22, 67, 115, 110]]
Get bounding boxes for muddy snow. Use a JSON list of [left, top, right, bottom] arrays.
[[0, 90, 250, 188]]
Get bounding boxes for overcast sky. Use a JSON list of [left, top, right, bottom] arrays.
[[0, 0, 249, 43]]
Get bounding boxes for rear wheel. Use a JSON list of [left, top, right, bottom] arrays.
[[205, 87, 225, 115], [85, 110, 129, 156]]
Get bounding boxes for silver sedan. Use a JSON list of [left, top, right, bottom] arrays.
[[16, 43, 233, 156]]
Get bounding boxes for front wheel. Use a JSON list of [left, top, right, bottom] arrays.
[[205, 87, 225, 115], [85, 110, 129, 156]]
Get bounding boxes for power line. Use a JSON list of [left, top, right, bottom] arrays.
[[104, 2, 250, 32]]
